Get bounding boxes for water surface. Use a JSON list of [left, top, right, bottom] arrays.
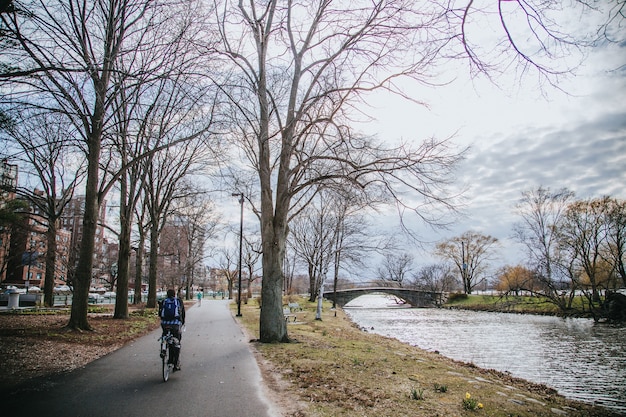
[[344, 294, 626, 413]]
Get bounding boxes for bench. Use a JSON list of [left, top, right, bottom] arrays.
[[283, 307, 297, 322], [288, 302, 302, 312]]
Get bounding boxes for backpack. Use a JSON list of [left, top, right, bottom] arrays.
[[161, 297, 180, 321]]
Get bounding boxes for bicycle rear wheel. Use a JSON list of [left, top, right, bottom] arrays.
[[162, 341, 172, 382]]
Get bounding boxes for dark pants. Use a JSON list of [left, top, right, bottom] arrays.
[[161, 323, 181, 365]]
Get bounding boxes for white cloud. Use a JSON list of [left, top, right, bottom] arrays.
[[365, 40, 626, 271]]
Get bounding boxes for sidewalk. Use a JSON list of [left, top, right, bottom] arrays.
[[4, 299, 283, 417]]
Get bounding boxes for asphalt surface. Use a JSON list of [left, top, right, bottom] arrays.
[[4, 300, 282, 417]]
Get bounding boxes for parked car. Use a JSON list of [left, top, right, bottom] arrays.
[[54, 285, 71, 293], [88, 293, 104, 304]]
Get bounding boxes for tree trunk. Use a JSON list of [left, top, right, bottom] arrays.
[[258, 163, 291, 342], [113, 218, 131, 318], [147, 221, 159, 308], [227, 273, 234, 299], [43, 220, 58, 307], [247, 274, 252, 300], [332, 247, 341, 309], [133, 239, 144, 304], [67, 145, 100, 330], [260, 233, 288, 343], [308, 262, 316, 302]]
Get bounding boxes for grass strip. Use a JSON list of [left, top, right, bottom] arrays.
[[234, 296, 618, 417]]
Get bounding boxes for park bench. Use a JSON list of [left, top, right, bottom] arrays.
[[283, 307, 297, 322]]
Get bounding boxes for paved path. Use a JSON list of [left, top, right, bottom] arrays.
[[4, 300, 281, 417]]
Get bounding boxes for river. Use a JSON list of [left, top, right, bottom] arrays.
[[343, 294, 626, 414]]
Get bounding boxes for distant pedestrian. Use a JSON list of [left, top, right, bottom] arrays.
[[197, 290, 203, 306]]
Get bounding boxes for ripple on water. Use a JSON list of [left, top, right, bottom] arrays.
[[344, 294, 626, 414]]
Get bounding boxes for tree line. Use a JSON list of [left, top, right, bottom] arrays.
[[374, 187, 625, 320]]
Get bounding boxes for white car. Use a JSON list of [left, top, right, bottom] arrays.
[[88, 293, 104, 303]]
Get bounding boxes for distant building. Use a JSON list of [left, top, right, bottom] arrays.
[[2, 187, 110, 290], [60, 195, 108, 287], [5, 195, 47, 289], [0, 159, 17, 200], [0, 158, 115, 290], [92, 237, 118, 290], [55, 228, 71, 284], [0, 159, 18, 283], [208, 267, 230, 295], [158, 221, 190, 288]]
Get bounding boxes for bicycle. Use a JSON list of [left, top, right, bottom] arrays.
[[159, 326, 181, 382]]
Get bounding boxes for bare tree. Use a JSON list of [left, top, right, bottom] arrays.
[[1, 0, 220, 327], [283, 245, 298, 295], [1, 0, 174, 330], [557, 197, 619, 319], [328, 192, 376, 308], [605, 198, 626, 287], [412, 263, 458, 295], [143, 142, 213, 308], [377, 252, 415, 288], [435, 231, 498, 294], [513, 186, 577, 310], [288, 189, 375, 305], [215, 247, 238, 300], [514, 187, 575, 285], [242, 235, 261, 301], [1, 111, 84, 306], [289, 200, 336, 302], [108, 28, 218, 317], [171, 196, 221, 299], [215, 2, 468, 342]]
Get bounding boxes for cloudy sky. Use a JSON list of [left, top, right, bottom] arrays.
[[366, 36, 626, 270], [217, 5, 626, 279]]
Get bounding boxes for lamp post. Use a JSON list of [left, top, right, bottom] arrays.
[[232, 192, 244, 317], [461, 240, 467, 294]]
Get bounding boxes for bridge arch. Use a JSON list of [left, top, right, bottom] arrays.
[[323, 287, 443, 308]]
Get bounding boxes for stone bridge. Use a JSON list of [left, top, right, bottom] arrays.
[[322, 287, 445, 308]]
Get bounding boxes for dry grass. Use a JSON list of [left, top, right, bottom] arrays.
[[237, 297, 620, 417], [0, 305, 161, 392]]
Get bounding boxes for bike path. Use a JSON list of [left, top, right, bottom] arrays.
[[4, 300, 282, 417]]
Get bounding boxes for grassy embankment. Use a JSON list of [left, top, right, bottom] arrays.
[[233, 296, 617, 417], [445, 293, 592, 316]]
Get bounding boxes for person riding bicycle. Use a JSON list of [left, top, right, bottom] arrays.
[[159, 289, 185, 371]]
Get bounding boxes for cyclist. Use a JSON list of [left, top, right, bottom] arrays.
[[159, 289, 185, 371]]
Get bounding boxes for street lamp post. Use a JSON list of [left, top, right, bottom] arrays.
[[461, 240, 467, 293], [232, 192, 244, 317]]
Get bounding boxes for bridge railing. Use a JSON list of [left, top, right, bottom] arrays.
[[332, 281, 404, 290]]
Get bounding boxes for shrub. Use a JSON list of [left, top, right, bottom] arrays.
[[448, 292, 468, 302]]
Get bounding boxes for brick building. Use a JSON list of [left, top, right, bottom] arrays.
[[0, 159, 18, 283]]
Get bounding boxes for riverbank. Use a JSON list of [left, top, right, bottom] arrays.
[[235, 297, 622, 417], [444, 292, 626, 320]]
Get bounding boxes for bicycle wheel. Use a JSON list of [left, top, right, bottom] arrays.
[[162, 341, 171, 382]]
